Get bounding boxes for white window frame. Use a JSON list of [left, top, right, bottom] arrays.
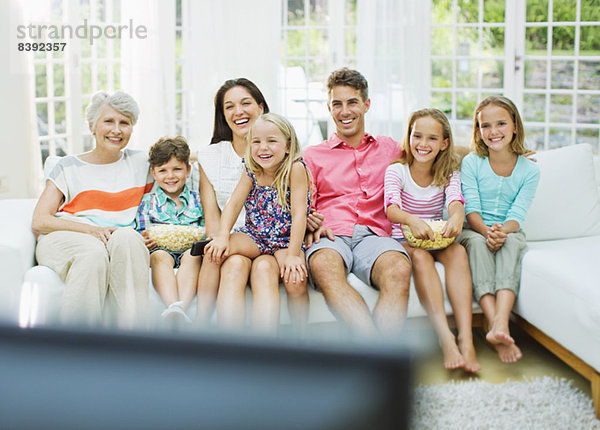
[[279, 0, 358, 147], [32, 0, 123, 162], [516, 0, 600, 152], [31, 0, 187, 162], [430, 0, 511, 145], [431, 0, 600, 153], [174, 0, 190, 137]]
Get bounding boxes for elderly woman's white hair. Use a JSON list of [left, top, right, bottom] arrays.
[[85, 91, 140, 132]]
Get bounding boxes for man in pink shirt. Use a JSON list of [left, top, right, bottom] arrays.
[[303, 68, 412, 337]]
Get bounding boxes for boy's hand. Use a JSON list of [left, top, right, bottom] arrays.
[[280, 251, 308, 285], [140, 230, 157, 250], [442, 215, 463, 238], [204, 236, 229, 264], [409, 218, 435, 241]]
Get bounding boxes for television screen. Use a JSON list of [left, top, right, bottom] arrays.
[[0, 325, 413, 429]]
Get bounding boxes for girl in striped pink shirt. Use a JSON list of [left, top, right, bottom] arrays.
[[384, 108, 480, 372]]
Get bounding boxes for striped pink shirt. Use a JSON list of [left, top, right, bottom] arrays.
[[384, 163, 464, 239]]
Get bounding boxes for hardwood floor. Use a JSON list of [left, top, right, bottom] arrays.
[[302, 317, 593, 400], [412, 320, 593, 399]]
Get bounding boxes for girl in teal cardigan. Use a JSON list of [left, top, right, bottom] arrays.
[[458, 96, 540, 364]]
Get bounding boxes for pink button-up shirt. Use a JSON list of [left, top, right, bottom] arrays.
[[303, 133, 402, 237]]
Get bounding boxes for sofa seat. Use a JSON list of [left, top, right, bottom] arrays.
[[282, 262, 481, 325], [0, 199, 37, 323], [514, 235, 600, 371], [23, 256, 481, 328]]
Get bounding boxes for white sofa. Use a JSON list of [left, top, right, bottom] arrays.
[[3, 202, 475, 328], [1, 143, 599, 417], [512, 143, 600, 418]]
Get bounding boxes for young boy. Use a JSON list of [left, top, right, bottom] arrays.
[[136, 136, 204, 324]]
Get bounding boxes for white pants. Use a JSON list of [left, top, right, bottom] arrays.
[[35, 227, 150, 329]]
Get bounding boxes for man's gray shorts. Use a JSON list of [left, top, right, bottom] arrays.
[[305, 224, 410, 288]]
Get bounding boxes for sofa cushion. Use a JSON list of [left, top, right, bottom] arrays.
[[0, 199, 38, 323], [595, 156, 600, 196], [522, 144, 600, 241], [515, 236, 600, 371]]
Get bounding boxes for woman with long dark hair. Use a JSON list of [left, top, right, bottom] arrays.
[[196, 78, 317, 333]]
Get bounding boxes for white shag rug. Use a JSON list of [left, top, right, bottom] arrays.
[[412, 377, 600, 430]]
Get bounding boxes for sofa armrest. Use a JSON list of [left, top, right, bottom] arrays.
[[0, 199, 37, 271], [0, 199, 38, 323]]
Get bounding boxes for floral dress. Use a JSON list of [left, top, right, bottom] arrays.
[[234, 159, 311, 255]]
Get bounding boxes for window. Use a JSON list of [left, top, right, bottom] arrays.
[[31, 0, 123, 163], [431, 0, 600, 153], [28, 0, 185, 164], [280, 0, 358, 147], [79, 0, 123, 154], [431, 0, 511, 146], [174, 0, 189, 137], [28, 1, 598, 160], [522, 0, 600, 153], [31, 0, 73, 163]]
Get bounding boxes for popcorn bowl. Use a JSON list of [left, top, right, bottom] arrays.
[[148, 225, 206, 252], [402, 220, 456, 250]]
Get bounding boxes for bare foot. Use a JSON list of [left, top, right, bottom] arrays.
[[440, 336, 465, 370], [458, 339, 481, 373], [485, 327, 515, 346], [495, 342, 522, 363]]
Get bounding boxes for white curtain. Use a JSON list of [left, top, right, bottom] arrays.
[[185, 0, 281, 151], [2, 0, 42, 198], [356, 0, 431, 140], [120, 0, 176, 151]]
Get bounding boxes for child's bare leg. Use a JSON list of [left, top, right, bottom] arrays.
[[479, 293, 497, 332], [150, 250, 179, 307], [436, 244, 481, 372], [249, 255, 280, 335], [274, 249, 309, 334], [176, 250, 202, 310], [227, 232, 262, 259], [195, 258, 221, 325], [482, 290, 515, 346], [216, 255, 252, 331], [217, 232, 260, 330], [486, 289, 521, 363], [403, 244, 464, 370]]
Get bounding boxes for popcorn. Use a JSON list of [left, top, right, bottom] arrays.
[[402, 220, 456, 250], [148, 225, 206, 252]]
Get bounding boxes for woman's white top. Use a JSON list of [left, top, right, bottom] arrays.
[[197, 141, 245, 229]]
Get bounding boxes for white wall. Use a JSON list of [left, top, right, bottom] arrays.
[[0, 0, 42, 199]]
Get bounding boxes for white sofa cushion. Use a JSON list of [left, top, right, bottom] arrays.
[[514, 235, 600, 371], [522, 144, 600, 241], [595, 156, 600, 196]]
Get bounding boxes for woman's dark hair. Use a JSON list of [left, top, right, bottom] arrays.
[[210, 78, 270, 144]]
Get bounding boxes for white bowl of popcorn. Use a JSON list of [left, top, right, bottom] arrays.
[[402, 220, 456, 250], [148, 225, 206, 252]]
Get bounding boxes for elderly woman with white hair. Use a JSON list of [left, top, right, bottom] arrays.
[[32, 91, 153, 329]]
